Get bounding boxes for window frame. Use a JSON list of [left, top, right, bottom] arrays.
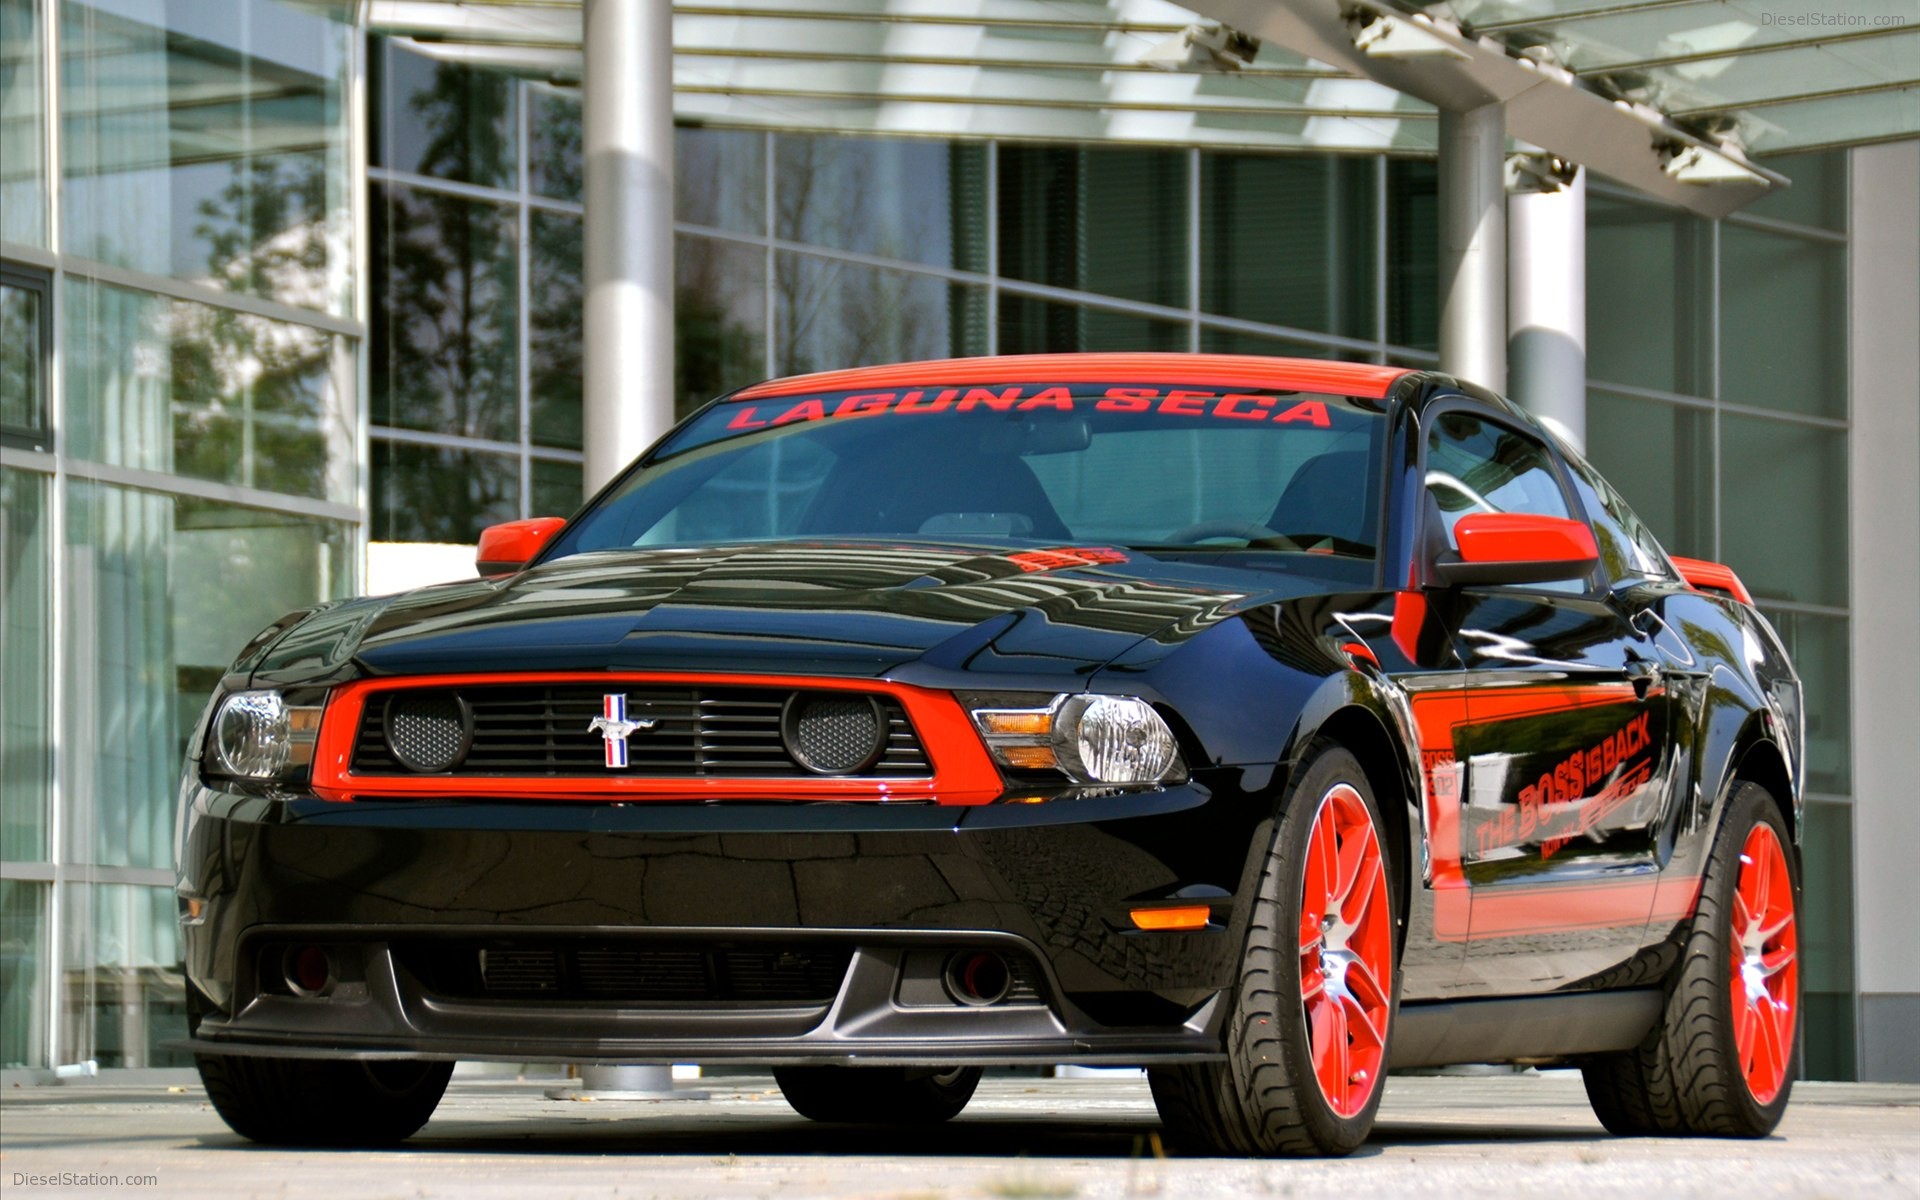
[[0, 262, 53, 451]]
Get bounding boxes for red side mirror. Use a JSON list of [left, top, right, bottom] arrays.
[[1433, 512, 1598, 587], [476, 517, 566, 576]]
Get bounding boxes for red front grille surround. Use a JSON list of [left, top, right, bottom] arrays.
[[310, 672, 1004, 804]]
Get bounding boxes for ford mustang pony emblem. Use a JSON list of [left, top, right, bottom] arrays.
[[587, 694, 656, 768]]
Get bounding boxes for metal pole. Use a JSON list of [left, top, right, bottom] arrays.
[[581, 0, 676, 492], [1438, 103, 1507, 394], [1507, 155, 1587, 450]]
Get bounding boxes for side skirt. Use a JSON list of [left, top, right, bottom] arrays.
[[1389, 990, 1663, 1069]]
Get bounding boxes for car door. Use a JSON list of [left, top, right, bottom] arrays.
[[1420, 407, 1676, 994]]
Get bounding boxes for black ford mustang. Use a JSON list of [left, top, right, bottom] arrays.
[[178, 353, 1803, 1155]]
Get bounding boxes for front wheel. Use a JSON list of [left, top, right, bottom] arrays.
[[196, 1054, 453, 1145], [773, 1065, 983, 1124], [1581, 781, 1800, 1137], [1150, 742, 1398, 1157]]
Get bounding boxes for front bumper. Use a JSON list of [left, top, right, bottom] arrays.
[[180, 772, 1272, 1065]]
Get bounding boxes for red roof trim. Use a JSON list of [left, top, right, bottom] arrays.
[[729, 353, 1411, 401]]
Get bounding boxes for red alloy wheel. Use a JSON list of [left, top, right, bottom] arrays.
[[1297, 783, 1393, 1118], [1730, 822, 1798, 1105]]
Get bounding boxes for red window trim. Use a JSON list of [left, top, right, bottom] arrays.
[[309, 672, 1004, 805]]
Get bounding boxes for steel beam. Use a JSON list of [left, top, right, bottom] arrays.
[[1507, 155, 1585, 449], [581, 0, 676, 490], [1438, 102, 1505, 394]]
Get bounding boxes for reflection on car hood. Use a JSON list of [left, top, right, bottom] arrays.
[[248, 541, 1341, 685]]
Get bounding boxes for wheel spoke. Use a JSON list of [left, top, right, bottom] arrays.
[[1330, 820, 1368, 910], [1757, 909, 1795, 944], [1753, 997, 1786, 1096], [1345, 956, 1387, 1012], [1731, 890, 1753, 940], [1343, 992, 1385, 1053], [1340, 841, 1383, 931], [1760, 945, 1796, 979], [1301, 954, 1327, 1001], [1308, 993, 1348, 1104]]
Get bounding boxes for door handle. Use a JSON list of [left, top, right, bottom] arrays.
[[1625, 656, 1663, 699]]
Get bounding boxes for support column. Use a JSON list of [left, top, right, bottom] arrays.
[[582, 0, 676, 491], [1848, 141, 1920, 1083], [1438, 103, 1507, 395], [1507, 155, 1586, 449]]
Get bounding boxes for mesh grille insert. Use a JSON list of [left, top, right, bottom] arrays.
[[785, 695, 885, 774], [384, 691, 471, 773]]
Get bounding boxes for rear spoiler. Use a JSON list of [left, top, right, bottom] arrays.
[[1671, 556, 1754, 606]]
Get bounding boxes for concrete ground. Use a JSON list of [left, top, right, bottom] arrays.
[[2, 1072, 1915, 1199]]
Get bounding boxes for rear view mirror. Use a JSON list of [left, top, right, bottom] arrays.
[[476, 517, 566, 576], [1431, 512, 1598, 587]]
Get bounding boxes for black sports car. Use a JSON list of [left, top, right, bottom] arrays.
[[178, 353, 1803, 1155]]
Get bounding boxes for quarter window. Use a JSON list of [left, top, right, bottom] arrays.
[[1424, 410, 1571, 546]]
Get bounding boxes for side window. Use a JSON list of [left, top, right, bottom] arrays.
[[1424, 410, 1571, 546], [1563, 448, 1674, 584]]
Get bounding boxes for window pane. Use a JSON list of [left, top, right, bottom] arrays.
[[531, 457, 582, 519], [372, 440, 520, 543], [1720, 226, 1846, 419], [65, 280, 355, 504], [371, 36, 516, 189], [528, 85, 581, 203], [1, 274, 47, 438], [1385, 159, 1437, 353], [62, 0, 352, 315], [531, 209, 583, 448], [59, 883, 187, 1068], [999, 146, 1186, 308], [1721, 414, 1847, 607], [1199, 327, 1341, 359], [679, 234, 766, 416], [1, 468, 51, 862], [0, 880, 47, 1068], [1585, 390, 1714, 561], [775, 253, 985, 376], [998, 295, 1185, 355], [678, 126, 765, 235], [1799, 800, 1855, 1080], [1762, 609, 1849, 796], [1202, 153, 1375, 340], [776, 135, 985, 271], [65, 482, 352, 870], [372, 181, 519, 443], [1585, 195, 1713, 395], [1, 0, 44, 246], [1745, 150, 1846, 232]]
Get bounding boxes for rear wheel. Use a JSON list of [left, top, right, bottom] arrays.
[[1149, 743, 1397, 1157], [1581, 781, 1799, 1137], [196, 1054, 453, 1145], [773, 1065, 982, 1124]]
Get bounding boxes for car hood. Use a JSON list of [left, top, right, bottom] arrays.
[[245, 541, 1350, 687]]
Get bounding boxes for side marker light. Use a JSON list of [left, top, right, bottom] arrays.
[[1129, 905, 1212, 931]]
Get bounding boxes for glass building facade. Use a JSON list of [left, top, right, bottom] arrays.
[[0, 5, 1870, 1079]]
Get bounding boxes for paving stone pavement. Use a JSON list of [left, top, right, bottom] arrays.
[[2, 1072, 1915, 1198]]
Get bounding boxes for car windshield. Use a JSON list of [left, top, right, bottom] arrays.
[[551, 382, 1388, 560]]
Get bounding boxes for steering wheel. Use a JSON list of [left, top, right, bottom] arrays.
[[1164, 521, 1296, 547]]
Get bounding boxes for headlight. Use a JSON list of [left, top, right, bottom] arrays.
[[970, 693, 1186, 788], [207, 690, 322, 780]]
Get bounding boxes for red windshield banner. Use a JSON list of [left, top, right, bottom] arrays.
[[722, 386, 1333, 431]]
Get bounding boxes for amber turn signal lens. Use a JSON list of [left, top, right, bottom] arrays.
[[975, 710, 1053, 737], [1128, 904, 1212, 931]]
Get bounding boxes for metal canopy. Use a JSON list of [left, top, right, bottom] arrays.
[[366, 0, 1920, 215]]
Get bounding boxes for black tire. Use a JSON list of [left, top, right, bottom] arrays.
[[196, 1054, 453, 1145], [1580, 781, 1800, 1138], [1149, 742, 1399, 1157], [772, 1065, 983, 1123]]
